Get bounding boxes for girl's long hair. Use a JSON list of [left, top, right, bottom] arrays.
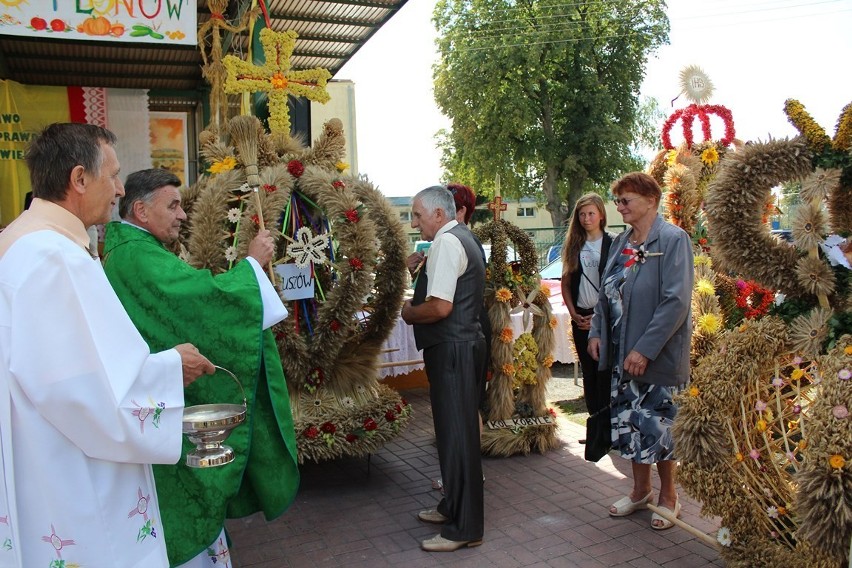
[[560, 193, 607, 276]]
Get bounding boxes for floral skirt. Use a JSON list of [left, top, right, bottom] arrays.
[[610, 373, 682, 464]]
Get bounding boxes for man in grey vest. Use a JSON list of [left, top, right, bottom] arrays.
[[401, 186, 486, 552]]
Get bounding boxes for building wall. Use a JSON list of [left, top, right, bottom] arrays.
[[389, 195, 626, 252], [310, 80, 358, 175]]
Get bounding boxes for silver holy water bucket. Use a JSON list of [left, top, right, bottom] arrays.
[[182, 365, 247, 468]]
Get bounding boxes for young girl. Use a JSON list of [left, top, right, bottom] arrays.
[[560, 193, 614, 461]]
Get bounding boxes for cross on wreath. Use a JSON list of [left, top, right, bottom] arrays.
[[488, 195, 507, 222], [223, 28, 332, 134]]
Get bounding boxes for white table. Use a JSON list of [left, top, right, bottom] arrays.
[[378, 289, 576, 378]]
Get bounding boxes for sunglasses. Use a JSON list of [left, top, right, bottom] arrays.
[[612, 196, 642, 207]]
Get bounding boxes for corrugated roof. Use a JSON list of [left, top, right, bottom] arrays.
[[0, 0, 406, 100]]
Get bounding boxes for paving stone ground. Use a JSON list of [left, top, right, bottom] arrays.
[[225, 367, 724, 567]]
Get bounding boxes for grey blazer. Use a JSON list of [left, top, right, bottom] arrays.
[[589, 214, 693, 387]]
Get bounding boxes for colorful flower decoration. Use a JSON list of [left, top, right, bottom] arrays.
[[495, 288, 513, 303], [332, 180, 345, 190], [717, 527, 732, 547], [207, 156, 236, 174], [349, 258, 364, 271], [700, 145, 719, 166], [499, 327, 513, 344], [829, 454, 846, 469], [286, 226, 329, 268], [227, 207, 241, 223], [335, 162, 349, 172], [224, 246, 237, 262], [287, 159, 305, 177], [223, 28, 330, 134], [661, 103, 736, 149], [262, 183, 277, 193]]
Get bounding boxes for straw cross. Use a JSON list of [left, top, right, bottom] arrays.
[[224, 28, 331, 134]]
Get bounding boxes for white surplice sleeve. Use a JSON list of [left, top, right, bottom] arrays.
[[246, 256, 288, 329], [6, 234, 185, 465]]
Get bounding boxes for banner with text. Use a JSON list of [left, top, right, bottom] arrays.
[[0, 0, 196, 45]]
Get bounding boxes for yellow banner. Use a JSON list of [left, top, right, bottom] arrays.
[[0, 0, 196, 45], [0, 80, 70, 226]]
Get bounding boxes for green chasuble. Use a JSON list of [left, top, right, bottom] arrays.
[[103, 222, 300, 566]]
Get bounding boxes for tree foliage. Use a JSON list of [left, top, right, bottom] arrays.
[[433, 0, 669, 228]]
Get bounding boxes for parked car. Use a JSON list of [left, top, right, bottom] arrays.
[[539, 257, 562, 280]]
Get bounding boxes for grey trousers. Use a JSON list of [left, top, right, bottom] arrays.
[[424, 338, 486, 541]]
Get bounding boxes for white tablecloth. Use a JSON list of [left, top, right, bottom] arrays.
[[378, 289, 576, 378]]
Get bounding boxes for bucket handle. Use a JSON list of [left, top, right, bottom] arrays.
[[212, 365, 247, 407]]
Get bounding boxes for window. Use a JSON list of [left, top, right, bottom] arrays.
[[399, 211, 411, 222], [517, 207, 536, 217]]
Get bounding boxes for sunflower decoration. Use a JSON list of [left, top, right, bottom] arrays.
[[473, 216, 557, 457]]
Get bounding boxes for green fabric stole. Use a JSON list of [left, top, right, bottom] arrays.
[[103, 222, 299, 566]]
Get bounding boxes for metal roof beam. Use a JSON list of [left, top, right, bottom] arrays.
[[268, 13, 377, 27], [305, 0, 404, 9]]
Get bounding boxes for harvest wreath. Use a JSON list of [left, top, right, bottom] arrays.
[[473, 217, 558, 457], [179, 116, 411, 463]]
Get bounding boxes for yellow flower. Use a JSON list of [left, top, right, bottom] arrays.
[[756, 419, 768, 432], [499, 328, 513, 344], [502, 363, 516, 376], [543, 355, 554, 368], [666, 149, 678, 166], [829, 454, 846, 469], [271, 72, 288, 89], [694, 255, 712, 267], [845, 345, 852, 356], [697, 313, 722, 336], [549, 316, 557, 329], [788, 420, 799, 431], [689, 386, 700, 397], [792, 368, 805, 381], [798, 439, 808, 450], [735, 452, 744, 462], [764, 409, 774, 421], [700, 146, 719, 166], [335, 161, 349, 172], [495, 288, 513, 302], [777, 506, 787, 516], [208, 156, 237, 174], [695, 279, 715, 296]]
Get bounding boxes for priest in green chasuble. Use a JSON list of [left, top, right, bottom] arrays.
[[103, 168, 299, 568]]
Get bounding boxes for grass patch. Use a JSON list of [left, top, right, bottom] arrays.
[[555, 396, 589, 427]]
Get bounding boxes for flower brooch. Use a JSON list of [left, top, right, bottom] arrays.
[[622, 244, 663, 268]]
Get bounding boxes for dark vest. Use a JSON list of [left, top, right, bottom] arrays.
[[412, 224, 485, 350]]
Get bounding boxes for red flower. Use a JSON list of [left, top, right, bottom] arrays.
[[349, 258, 364, 271], [262, 184, 277, 193], [345, 433, 358, 443], [251, 214, 260, 226], [395, 404, 402, 414], [320, 421, 336, 434], [400, 398, 408, 407], [329, 319, 341, 331], [332, 180, 345, 190], [287, 159, 305, 177], [304, 426, 319, 439], [344, 209, 359, 223], [363, 417, 378, 431], [385, 409, 397, 422]]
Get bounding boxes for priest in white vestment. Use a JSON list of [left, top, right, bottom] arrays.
[[0, 123, 214, 568]]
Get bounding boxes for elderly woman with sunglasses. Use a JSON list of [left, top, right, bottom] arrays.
[[587, 172, 693, 530]]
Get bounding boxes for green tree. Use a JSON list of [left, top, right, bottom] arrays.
[[434, 0, 669, 228]]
